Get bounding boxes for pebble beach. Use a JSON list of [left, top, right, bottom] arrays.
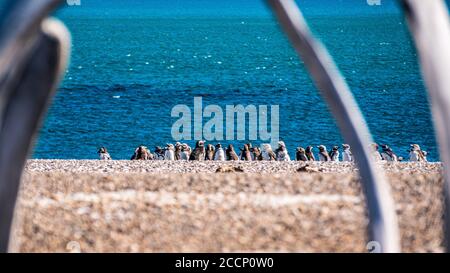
[[11, 160, 445, 253]]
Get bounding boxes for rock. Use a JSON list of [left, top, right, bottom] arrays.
[[297, 164, 320, 173], [215, 166, 244, 173]]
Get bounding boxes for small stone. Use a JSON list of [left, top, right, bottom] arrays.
[[215, 166, 244, 173], [297, 164, 320, 173]]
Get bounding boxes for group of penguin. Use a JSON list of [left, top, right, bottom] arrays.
[[98, 141, 290, 161], [98, 141, 429, 162]]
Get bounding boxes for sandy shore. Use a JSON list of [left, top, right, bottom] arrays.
[[11, 160, 445, 252]]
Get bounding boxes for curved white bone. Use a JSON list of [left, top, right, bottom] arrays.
[[401, 0, 450, 252], [0, 14, 70, 253], [267, 0, 401, 252]]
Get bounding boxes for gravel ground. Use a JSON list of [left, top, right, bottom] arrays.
[[10, 160, 445, 253], [25, 159, 443, 174]]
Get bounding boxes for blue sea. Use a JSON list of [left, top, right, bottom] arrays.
[[5, 0, 446, 160]]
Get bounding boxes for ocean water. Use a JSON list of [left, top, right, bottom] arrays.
[[12, 0, 444, 160]]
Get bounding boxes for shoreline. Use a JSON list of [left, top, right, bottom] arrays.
[[25, 160, 443, 174]]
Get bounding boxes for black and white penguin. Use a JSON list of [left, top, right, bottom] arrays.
[[305, 146, 316, 161], [164, 144, 175, 161], [240, 144, 253, 161], [152, 146, 165, 160], [213, 143, 225, 161], [342, 144, 353, 162], [180, 143, 190, 160], [189, 140, 206, 161], [381, 144, 398, 162], [329, 146, 340, 162], [252, 147, 263, 161], [409, 144, 427, 162], [317, 145, 330, 162], [205, 144, 215, 161], [261, 144, 277, 161], [226, 144, 239, 161], [246, 143, 254, 160], [98, 147, 111, 160], [132, 145, 153, 160], [296, 147, 308, 161], [275, 141, 290, 161], [174, 142, 182, 160]]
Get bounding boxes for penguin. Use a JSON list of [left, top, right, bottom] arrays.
[[132, 146, 153, 160], [342, 144, 353, 162], [418, 146, 427, 162], [145, 146, 153, 160], [380, 144, 398, 162], [205, 144, 215, 161], [296, 147, 308, 161], [98, 147, 111, 160], [226, 144, 239, 161], [247, 143, 254, 160], [317, 145, 330, 162], [187, 144, 192, 155], [153, 146, 165, 160], [190, 140, 206, 161], [240, 144, 253, 161], [261, 144, 277, 161], [305, 146, 316, 161], [275, 141, 290, 161], [174, 142, 182, 160], [180, 144, 190, 160], [164, 144, 175, 161], [252, 147, 263, 161], [239, 144, 253, 161], [329, 146, 340, 162], [370, 143, 382, 161], [213, 143, 225, 161], [409, 144, 426, 162]]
